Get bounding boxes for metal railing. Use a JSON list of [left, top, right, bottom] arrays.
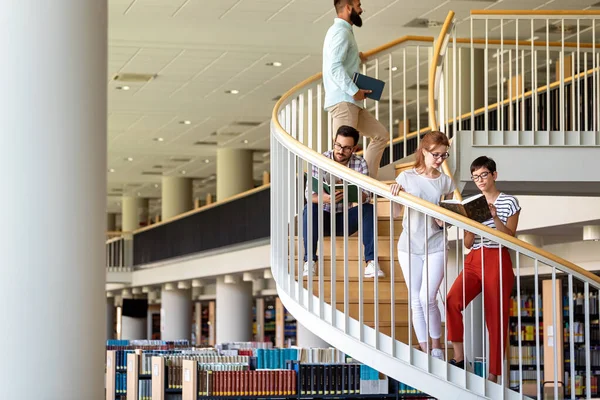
[[270, 10, 600, 400], [106, 235, 132, 272], [442, 11, 600, 150]]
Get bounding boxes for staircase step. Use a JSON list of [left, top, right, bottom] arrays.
[[293, 258, 403, 279], [302, 278, 408, 302], [294, 236, 396, 258], [340, 301, 409, 323]]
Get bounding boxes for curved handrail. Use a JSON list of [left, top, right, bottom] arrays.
[[270, 24, 600, 290], [471, 9, 600, 16], [427, 11, 461, 200]]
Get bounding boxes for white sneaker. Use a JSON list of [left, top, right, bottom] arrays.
[[431, 348, 445, 361], [303, 260, 317, 277], [364, 260, 385, 278]]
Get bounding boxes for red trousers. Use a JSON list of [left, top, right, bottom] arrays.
[[446, 247, 514, 376]]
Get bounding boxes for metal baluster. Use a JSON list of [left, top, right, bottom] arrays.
[[417, 46, 420, 146], [560, 19, 565, 134], [407, 208, 413, 363], [330, 172, 337, 326], [403, 48, 407, 157], [534, 259, 541, 400], [585, 282, 591, 399], [516, 252, 523, 399], [343, 181, 349, 334], [358, 192, 364, 341], [425, 216, 430, 364], [552, 266, 559, 400], [389, 53, 394, 162], [373, 190, 379, 350], [317, 168, 325, 318], [484, 21, 489, 135], [546, 19, 550, 133], [390, 195, 396, 356], [499, 245, 505, 398], [307, 161, 314, 312], [569, 274, 575, 400]]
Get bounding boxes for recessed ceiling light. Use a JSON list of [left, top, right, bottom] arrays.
[[267, 61, 283, 67], [204, 159, 210, 163], [154, 137, 164, 142], [391, 66, 398, 72], [109, 168, 116, 173], [181, 170, 187, 175], [116, 86, 130, 91], [137, 192, 142, 196], [179, 120, 192, 125], [226, 89, 240, 94], [125, 157, 134, 162], [242, 139, 249, 144], [154, 184, 159, 188]]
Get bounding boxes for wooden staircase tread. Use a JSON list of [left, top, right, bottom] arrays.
[[300, 277, 404, 283]]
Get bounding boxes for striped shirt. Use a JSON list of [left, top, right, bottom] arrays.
[[308, 150, 370, 213], [472, 193, 521, 249]]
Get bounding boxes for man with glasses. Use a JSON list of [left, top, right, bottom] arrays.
[[323, 0, 389, 179], [302, 125, 383, 278]]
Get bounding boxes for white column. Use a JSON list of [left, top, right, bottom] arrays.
[[0, 1, 107, 397], [121, 196, 149, 231], [297, 322, 330, 348], [161, 286, 192, 341], [161, 176, 193, 220], [121, 316, 147, 340], [216, 276, 253, 343], [107, 297, 115, 340], [216, 148, 254, 201]]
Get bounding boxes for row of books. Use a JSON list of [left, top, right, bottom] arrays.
[[216, 341, 273, 352], [565, 347, 600, 367], [509, 295, 542, 317], [564, 292, 599, 316], [196, 369, 296, 396], [115, 372, 127, 394], [509, 322, 543, 342], [256, 348, 299, 369], [137, 378, 151, 400], [106, 339, 190, 350], [508, 346, 544, 365], [293, 362, 362, 395], [508, 370, 538, 388], [566, 373, 599, 396], [564, 321, 599, 344]]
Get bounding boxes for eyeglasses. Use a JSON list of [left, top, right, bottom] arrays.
[[471, 171, 491, 181], [428, 151, 450, 160], [333, 143, 354, 153]]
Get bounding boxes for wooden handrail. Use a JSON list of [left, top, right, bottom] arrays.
[[472, 10, 600, 16], [428, 11, 462, 201]]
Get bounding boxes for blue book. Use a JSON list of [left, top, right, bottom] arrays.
[[352, 72, 385, 101]]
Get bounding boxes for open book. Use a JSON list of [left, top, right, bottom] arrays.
[[439, 194, 493, 223], [311, 176, 360, 203]]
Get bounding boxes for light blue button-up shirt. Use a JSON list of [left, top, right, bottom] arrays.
[[322, 18, 362, 110]]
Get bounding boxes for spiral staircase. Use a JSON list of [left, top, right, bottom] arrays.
[[271, 10, 600, 400]]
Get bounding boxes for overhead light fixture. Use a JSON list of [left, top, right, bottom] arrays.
[[226, 89, 240, 94], [242, 139, 249, 144], [179, 120, 191, 125], [125, 157, 134, 162], [154, 137, 164, 142], [181, 170, 187, 175], [204, 159, 210, 163], [109, 168, 116, 173], [154, 184, 159, 188], [137, 192, 142, 196], [116, 86, 130, 91], [267, 61, 282, 67], [386, 66, 398, 72]]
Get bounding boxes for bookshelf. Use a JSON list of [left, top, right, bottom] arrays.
[[194, 301, 216, 347]]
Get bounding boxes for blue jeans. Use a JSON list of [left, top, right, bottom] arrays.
[[302, 203, 374, 262]]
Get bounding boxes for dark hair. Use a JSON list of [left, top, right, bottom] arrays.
[[414, 131, 450, 171], [334, 0, 352, 13], [470, 156, 497, 174], [335, 125, 360, 146]]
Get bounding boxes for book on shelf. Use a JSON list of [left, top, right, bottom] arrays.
[[439, 193, 492, 223], [310, 175, 361, 203], [352, 72, 385, 101]]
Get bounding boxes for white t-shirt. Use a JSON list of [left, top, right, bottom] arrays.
[[396, 168, 456, 255], [472, 193, 521, 249]]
